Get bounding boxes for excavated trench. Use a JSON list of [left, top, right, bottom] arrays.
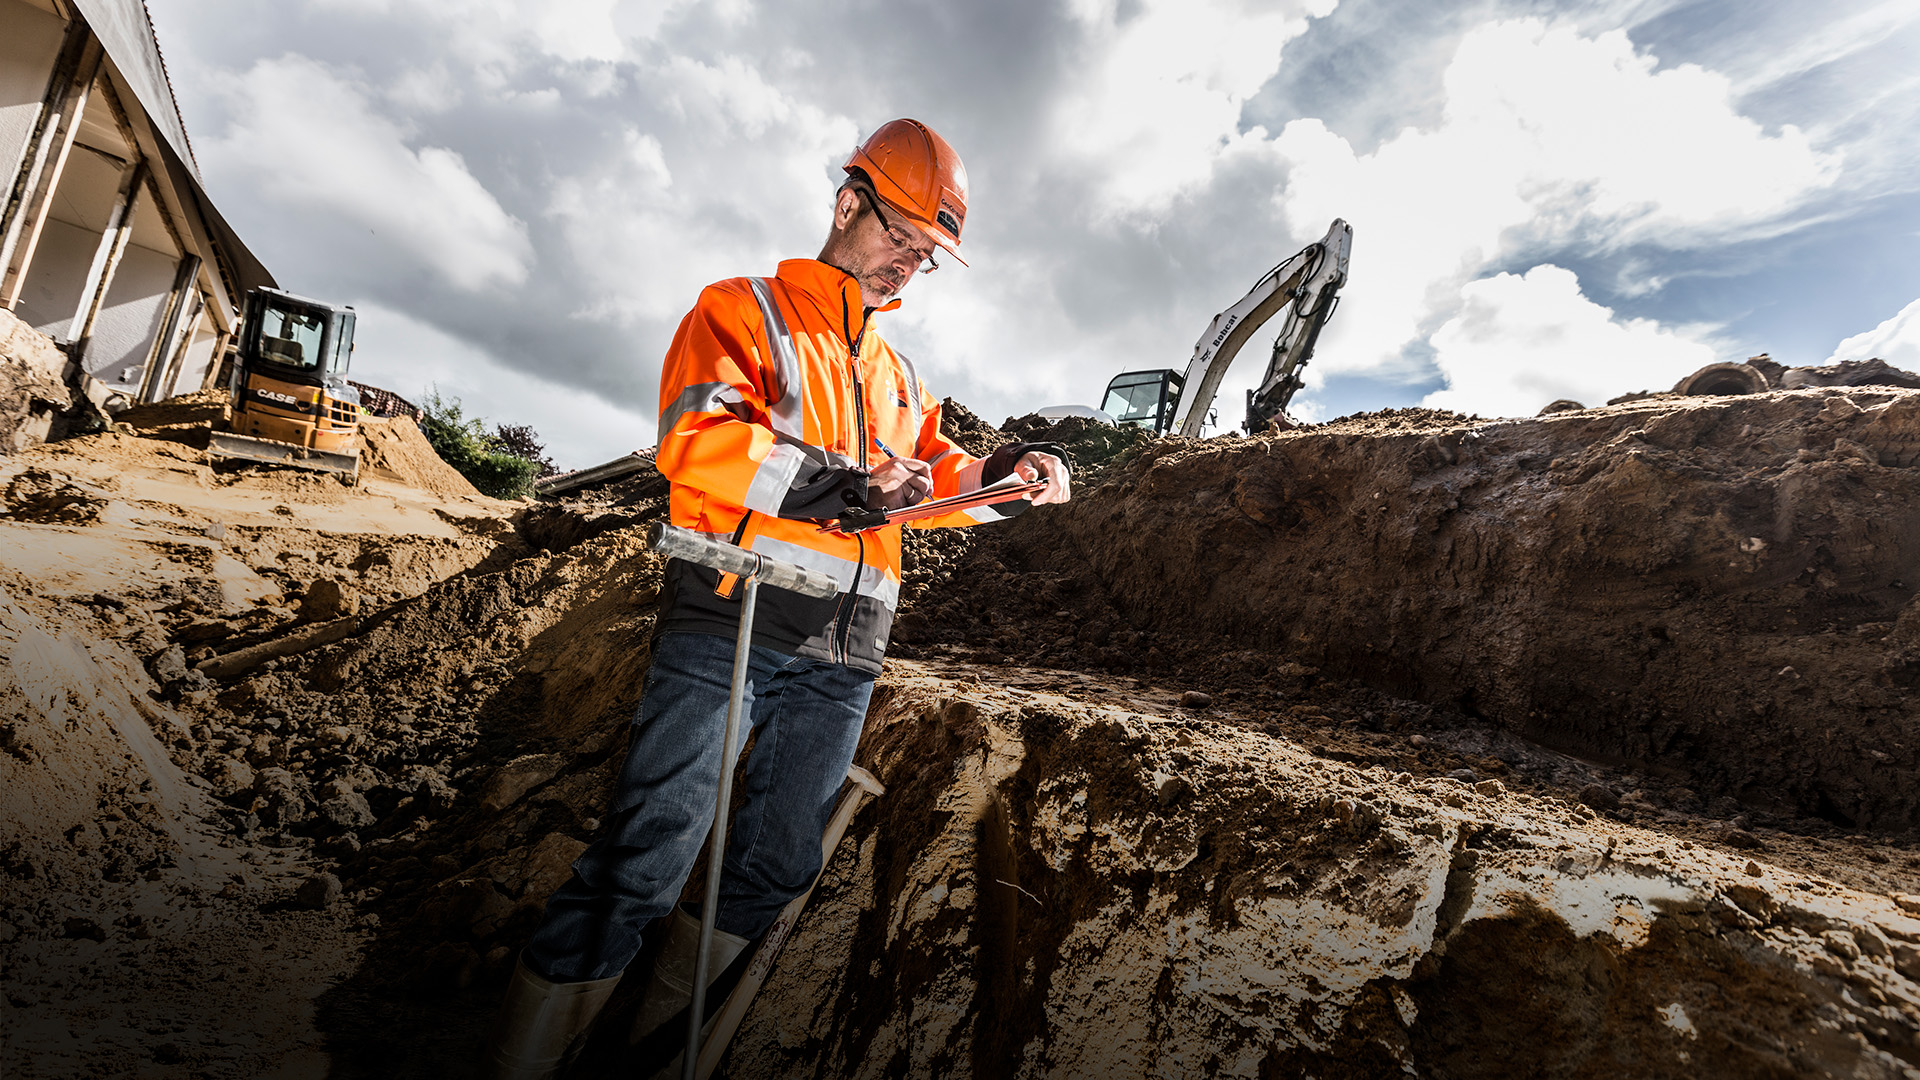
[[5, 378, 1920, 1078]]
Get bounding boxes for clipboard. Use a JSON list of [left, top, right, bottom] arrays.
[[816, 473, 1049, 534]]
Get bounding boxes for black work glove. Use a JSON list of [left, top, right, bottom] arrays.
[[981, 441, 1068, 485]]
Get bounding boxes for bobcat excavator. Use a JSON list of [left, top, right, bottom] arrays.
[[207, 287, 362, 475], [1087, 218, 1351, 436]]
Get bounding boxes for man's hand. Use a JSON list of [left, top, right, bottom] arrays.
[[868, 456, 933, 510], [1015, 451, 1071, 505]]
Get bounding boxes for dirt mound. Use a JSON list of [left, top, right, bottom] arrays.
[[0, 569, 365, 1076], [0, 309, 74, 453], [98, 391, 486, 503], [909, 388, 1920, 833], [1784, 357, 1920, 391], [1312, 405, 1482, 433], [114, 388, 231, 433], [359, 416, 483, 499]]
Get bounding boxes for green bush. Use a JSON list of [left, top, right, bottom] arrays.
[[419, 391, 544, 499]]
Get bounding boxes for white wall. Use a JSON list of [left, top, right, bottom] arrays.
[[85, 178, 181, 389], [84, 239, 173, 387], [14, 140, 120, 334], [0, 0, 64, 202], [15, 215, 93, 336], [169, 304, 217, 395]]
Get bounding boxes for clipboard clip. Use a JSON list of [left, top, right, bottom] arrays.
[[827, 507, 891, 535]]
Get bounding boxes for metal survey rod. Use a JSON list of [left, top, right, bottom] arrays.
[[694, 765, 886, 1079], [645, 523, 840, 1080], [647, 523, 841, 600]]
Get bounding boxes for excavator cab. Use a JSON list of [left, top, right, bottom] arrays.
[[1101, 369, 1185, 434], [210, 287, 361, 475]]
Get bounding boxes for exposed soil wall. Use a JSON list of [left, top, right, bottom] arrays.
[[909, 390, 1920, 830], [732, 672, 1920, 1078]]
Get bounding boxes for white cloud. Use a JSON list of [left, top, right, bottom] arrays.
[[546, 57, 858, 325], [1827, 297, 1920, 368], [347, 301, 654, 468], [1055, 0, 1334, 216], [385, 63, 462, 114], [1447, 22, 1836, 233], [533, 0, 627, 63], [1424, 264, 1714, 417], [200, 55, 533, 292], [1723, 0, 1920, 99], [1275, 18, 1839, 387], [309, 0, 693, 65]]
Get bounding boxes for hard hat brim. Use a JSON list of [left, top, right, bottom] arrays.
[[871, 191, 966, 268]]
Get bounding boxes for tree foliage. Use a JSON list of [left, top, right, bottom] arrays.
[[418, 391, 545, 499], [491, 423, 559, 479]]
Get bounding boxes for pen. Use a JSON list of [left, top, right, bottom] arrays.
[[871, 436, 926, 506]]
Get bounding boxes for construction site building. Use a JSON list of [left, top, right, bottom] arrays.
[[0, 0, 270, 435]]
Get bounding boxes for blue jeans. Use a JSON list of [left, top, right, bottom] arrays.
[[522, 631, 875, 983]]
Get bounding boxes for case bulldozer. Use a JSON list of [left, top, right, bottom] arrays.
[[208, 287, 361, 475]]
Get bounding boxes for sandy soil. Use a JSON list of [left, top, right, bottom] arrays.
[[0, 399, 517, 1078]]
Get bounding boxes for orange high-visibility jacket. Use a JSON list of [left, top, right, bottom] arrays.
[[654, 258, 1032, 672]]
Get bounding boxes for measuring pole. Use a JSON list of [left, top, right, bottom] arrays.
[[645, 524, 839, 1080]]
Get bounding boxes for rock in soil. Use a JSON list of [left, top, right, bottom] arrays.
[[295, 873, 344, 910]]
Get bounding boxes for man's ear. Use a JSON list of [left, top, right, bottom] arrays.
[[833, 187, 860, 233]]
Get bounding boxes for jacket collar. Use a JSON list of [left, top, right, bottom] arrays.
[[775, 259, 903, 335]]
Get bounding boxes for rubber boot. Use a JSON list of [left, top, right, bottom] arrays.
[[481, 956, 623, 1080], [630, 906, 750, 1077]]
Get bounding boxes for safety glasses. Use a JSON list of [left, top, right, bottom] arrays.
[[855, 187, 939, 275]]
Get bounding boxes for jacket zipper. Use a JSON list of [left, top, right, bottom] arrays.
[[832, 297, 871, 664]]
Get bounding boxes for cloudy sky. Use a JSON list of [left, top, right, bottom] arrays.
[[142, 0, 1920, 469]]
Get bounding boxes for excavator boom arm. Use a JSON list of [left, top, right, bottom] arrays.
[[1171, 219, 1351, 437]]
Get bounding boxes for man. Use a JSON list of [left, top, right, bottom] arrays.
[[485, 118, 1070, 1078]]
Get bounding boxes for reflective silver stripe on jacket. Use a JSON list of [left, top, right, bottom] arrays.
[[748, 277, 805, 440], [956, 455, 987, 494], [751, 535, 901, 610], [896, 350, 924, 437], [683, 529, 899, 608], [659, 380, 746, 440], [774, 431, 859, 472], [742, 442, 809, 516]]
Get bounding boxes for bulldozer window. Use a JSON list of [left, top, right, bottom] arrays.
[[259, 305, 326, 372]]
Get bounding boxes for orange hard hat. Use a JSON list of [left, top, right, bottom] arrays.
[[844, 118, 969, 266]]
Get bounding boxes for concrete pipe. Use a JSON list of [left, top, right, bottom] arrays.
[[1672, 362, 1770, 397]]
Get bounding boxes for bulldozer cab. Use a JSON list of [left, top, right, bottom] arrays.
[[239, 289, 355, 387], [212, 288, 362, 475], [1101, 369, 1184, 434]]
